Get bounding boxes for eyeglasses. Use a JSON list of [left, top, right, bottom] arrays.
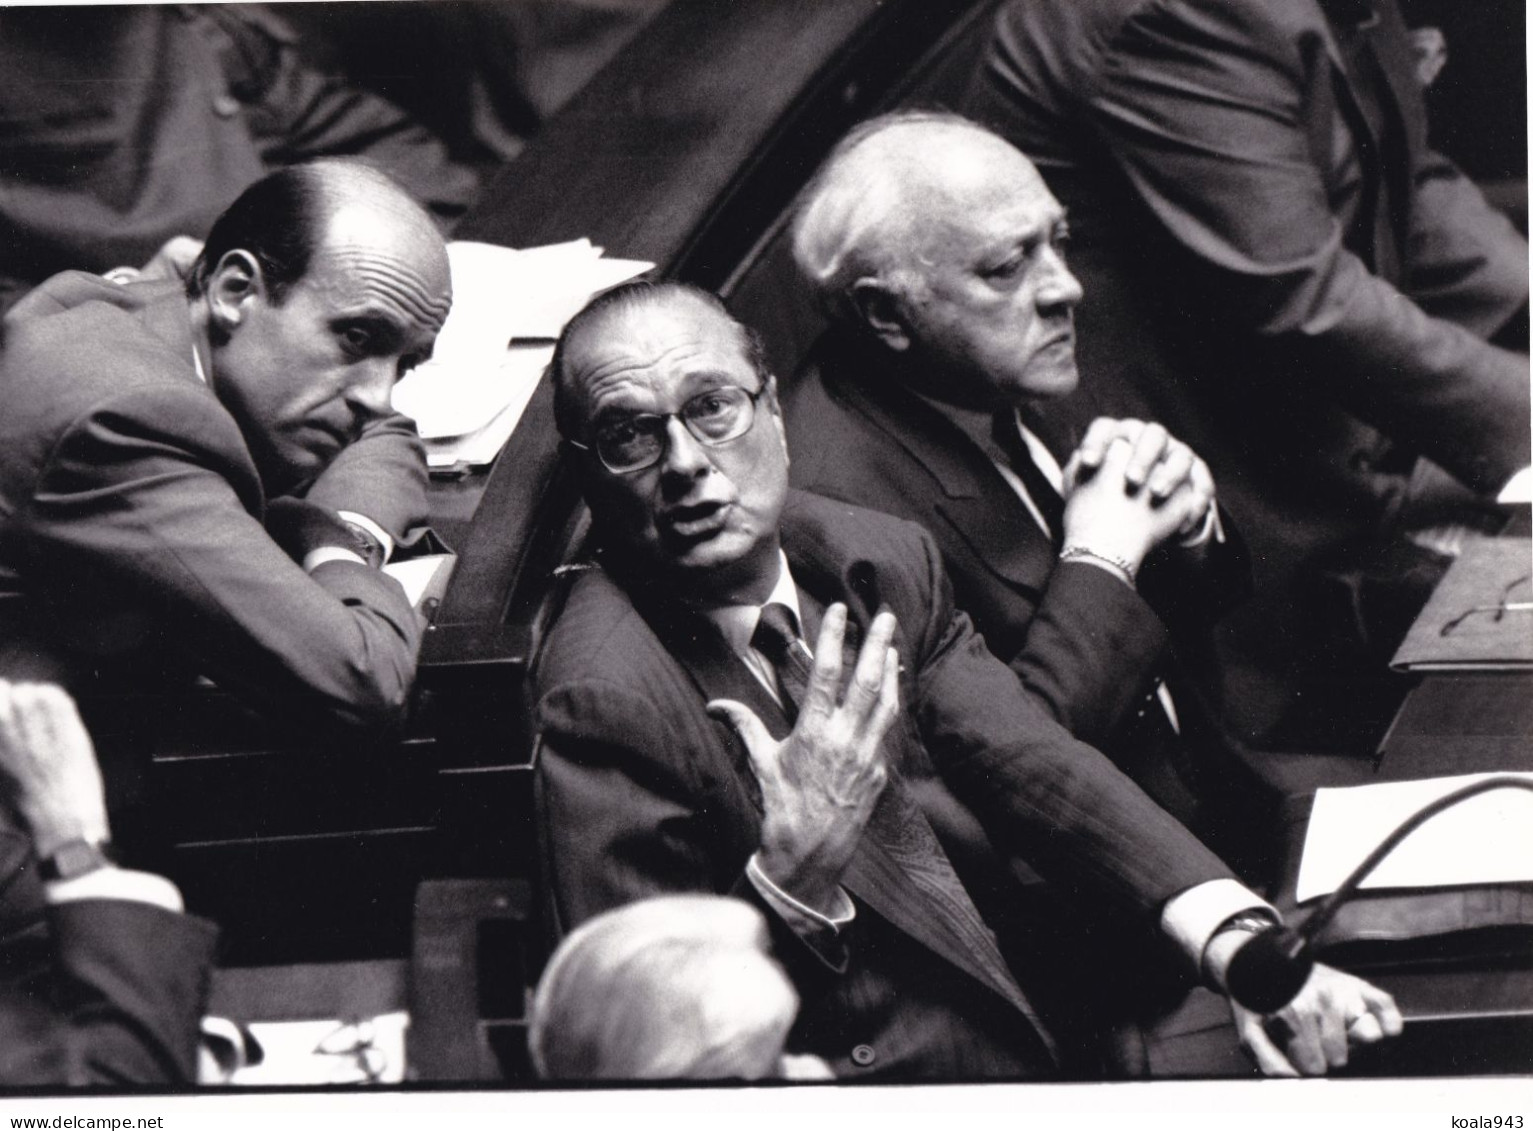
[[1439, 572, 1533, 637], [568, 384, 766, 474]]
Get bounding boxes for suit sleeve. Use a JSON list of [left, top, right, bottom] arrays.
[[536, 678, 850, 977], [0, 900, 217, 1085], [1004, 558, 1168, 749], [24, 384, 421, 730], [1046, 0, 1528, 492], [903, 524, 1235, 920], [301, 410, 432, 545]]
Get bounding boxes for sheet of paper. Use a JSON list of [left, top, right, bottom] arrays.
[[1296, 771, 1533, 902], [382, 553, 456, 608], [393, 239, 652, 467], [229, 1011, 408, 1086]]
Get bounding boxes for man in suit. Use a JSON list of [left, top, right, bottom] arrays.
[[0, 680, 216, 1084], [786, 111, 1271, 874], [0, 4, 477, 314], [0, 161, 451, 734], [532, 280, 1400, 1079], [961, 0, 1531, 751]]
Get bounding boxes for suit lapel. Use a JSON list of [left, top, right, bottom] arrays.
[[828, 364, 1059, 591], [787, 545, 1055, 1043]]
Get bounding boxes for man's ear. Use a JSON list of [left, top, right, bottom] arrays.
[[848, 277, 912, 352], [762, 374, 791, 465], [205, 250, 266, 335]]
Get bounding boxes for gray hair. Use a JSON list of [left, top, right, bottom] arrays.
[[528, 894, 799, 1080], [789, 110, 1014, 324]]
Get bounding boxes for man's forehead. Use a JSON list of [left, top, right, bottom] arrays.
[[308, 203, 453, 330], [890, 134, 1059, 251], [569, 298, 754, 401]]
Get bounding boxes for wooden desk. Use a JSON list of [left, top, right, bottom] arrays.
[[1271, 651, 1533, 1074]]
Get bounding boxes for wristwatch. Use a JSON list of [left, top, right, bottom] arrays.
[[1201, 909, 1281, 986], [38, 838, 117, 882]]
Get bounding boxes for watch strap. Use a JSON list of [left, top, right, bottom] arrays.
[[38, 838, 117, 882]]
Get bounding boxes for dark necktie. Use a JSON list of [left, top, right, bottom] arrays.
[[751, 600, 1057, 1062], [991, 410, 1065, 544], [752, 603, 814, 717]]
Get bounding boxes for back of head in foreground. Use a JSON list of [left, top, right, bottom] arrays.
[[529, 894, 829, 1081]]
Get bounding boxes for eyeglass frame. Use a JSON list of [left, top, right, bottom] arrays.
[[564, 381, 772, 474], [1439, 572, 1533, 637]]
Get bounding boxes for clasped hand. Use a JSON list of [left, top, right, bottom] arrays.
[[1059, 418, 1216, 575], [708, 604, 901, 914]]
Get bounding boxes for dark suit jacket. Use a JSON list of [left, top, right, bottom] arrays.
[[0, 4, 476, 313], [0, 271, 425, 731], [0, 833, 217, 1085], [963, 0, 1530, 747], [785, 338, 1272, 872], [533, 491, 1236, 1080]]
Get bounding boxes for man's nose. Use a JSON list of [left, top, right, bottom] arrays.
[[1037, 247, 1084, 309], [346, 362, 396, 422], [657, 416, 711, 481]]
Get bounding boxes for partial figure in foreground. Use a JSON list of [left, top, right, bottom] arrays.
[[0, 681, 216, 1084], [530, 894, 831, 1080], [531, 280, 1401, 1080]]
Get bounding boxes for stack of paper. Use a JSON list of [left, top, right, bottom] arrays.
[[1296, 771, 1533, 902], [392, 239, 653, 472]]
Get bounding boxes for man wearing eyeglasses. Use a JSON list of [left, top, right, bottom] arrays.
[[531, 280, 1400, 1081]]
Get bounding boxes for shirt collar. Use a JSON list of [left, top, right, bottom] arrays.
[[699, 551, 804, 658]]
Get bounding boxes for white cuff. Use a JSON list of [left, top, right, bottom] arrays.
[[45, 867, 185, 913], [1159, 878, 1275, 969], [336, 511, 395, 562], [1497, 467, 1533, 504], [746, 853, 856, 936], [302, 546, 368, 572]]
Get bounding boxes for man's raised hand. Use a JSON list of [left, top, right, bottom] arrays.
[[0, 681, 110, 859], [708, 605, 900, 914]]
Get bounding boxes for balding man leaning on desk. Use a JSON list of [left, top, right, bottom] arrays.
[[0, 161, 452, 731]]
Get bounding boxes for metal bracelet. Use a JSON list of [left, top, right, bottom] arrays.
[[1058, 544, 1139, 583]]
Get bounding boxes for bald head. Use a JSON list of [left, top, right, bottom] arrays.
[[190, 160, 449, 317], [192, 161, 452, 495], [791, 112, 1050, 322]]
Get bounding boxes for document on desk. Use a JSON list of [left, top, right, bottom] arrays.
[[1296, 771, 1533, 903], [1391, 533, 1533, 670], [392, 239, 653, 471]]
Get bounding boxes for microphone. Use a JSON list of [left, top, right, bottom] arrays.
[[1222, 775, 1533, 1014], [1224, 926, 1313, 1014]]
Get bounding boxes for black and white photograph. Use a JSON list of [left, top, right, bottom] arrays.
[[0, 0, 1527, 1121]]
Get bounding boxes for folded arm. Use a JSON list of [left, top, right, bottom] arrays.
[[25, 385, 422, 730]]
